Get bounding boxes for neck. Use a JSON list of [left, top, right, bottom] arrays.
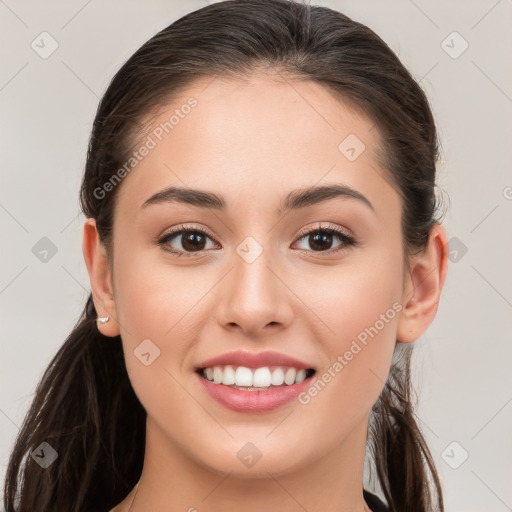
[[117, 415, 372, 512]]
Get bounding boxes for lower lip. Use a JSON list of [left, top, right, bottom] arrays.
[[196, 372, 313, 412]]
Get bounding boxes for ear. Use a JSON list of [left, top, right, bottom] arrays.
[[397, 223, 448, 343], [82, 218, 120, 337]]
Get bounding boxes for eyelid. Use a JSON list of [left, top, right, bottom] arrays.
[[294, 222, 354, 242], [161, 223, 218, 242], [158, 223, 220, 245]]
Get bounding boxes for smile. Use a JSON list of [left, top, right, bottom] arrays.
[[195, 350, 317, 412], [199, 365, 316, 389]]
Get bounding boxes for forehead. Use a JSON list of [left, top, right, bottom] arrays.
[[113, 72, 397, 220]]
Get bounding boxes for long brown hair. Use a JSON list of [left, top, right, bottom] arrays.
[[4, 1, 444, 510]]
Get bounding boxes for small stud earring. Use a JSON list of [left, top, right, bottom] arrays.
[[97, 316, 109, 324]]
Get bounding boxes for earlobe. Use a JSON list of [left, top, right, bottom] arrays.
[[82, 218, 120, 337], [397, 223, 448, 343]]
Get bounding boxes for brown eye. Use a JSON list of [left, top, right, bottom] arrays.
[[180, 231, 208, 252], [307, 231, 335, 251], [158, 226, 219, 257], [293, 225, 356, 254]]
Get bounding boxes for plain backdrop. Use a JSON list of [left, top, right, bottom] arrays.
[[1, 1, 511, 510]]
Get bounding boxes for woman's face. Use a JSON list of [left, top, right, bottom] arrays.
[[103, 73, 407, 476]]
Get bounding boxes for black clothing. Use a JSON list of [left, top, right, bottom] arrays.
[[364, 488, 389, 512]]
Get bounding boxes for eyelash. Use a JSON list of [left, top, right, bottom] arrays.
[[157, 223, 357, 258]]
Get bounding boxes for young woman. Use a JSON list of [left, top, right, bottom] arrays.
[[4, 1, 448, 511]]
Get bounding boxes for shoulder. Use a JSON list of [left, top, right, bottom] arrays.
[[363, 488, 389, 512]]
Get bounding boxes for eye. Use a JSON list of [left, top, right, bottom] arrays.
[[157, 222, 356, 258], [157, 224, 220, 257], [292, 223, 356, 255]]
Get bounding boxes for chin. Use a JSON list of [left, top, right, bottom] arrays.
[[188, 432, 314, 479]]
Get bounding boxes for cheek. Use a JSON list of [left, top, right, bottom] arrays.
[[113, 243, 207, 341], [299, 243, 403, 348], [296, 249, 403, 412], [111, 248, 201, 394]]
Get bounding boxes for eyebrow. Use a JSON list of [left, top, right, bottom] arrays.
[[141, 183, 375, 214]]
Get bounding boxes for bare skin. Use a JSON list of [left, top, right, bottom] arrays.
[[83, 71, 448, 512]]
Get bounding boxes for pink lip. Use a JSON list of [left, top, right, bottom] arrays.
[[196, 349, 314, 370], [196, 373, 314, 413]]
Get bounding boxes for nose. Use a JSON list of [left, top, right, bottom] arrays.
[[215, 247, 294, 338]]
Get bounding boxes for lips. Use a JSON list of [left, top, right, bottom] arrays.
[[195, 350, 317, 412]]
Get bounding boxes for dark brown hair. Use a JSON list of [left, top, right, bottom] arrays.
[[4, 1, 444, 510]]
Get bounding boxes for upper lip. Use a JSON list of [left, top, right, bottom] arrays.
[[196, 350, 315, 370]]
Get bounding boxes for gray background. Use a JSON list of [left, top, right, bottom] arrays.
[[1, 1, 511, 510]]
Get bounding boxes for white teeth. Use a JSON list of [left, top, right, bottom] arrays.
[[295, 369, 306, 383], [222, 365, 236, 385], [284, 368, 297, 385], [235, 366, 253, 387], [202, 365, 312, 387], [270, 367, 284, 386], [253, 367, 272, 387], [213, 366, 223, 384]]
